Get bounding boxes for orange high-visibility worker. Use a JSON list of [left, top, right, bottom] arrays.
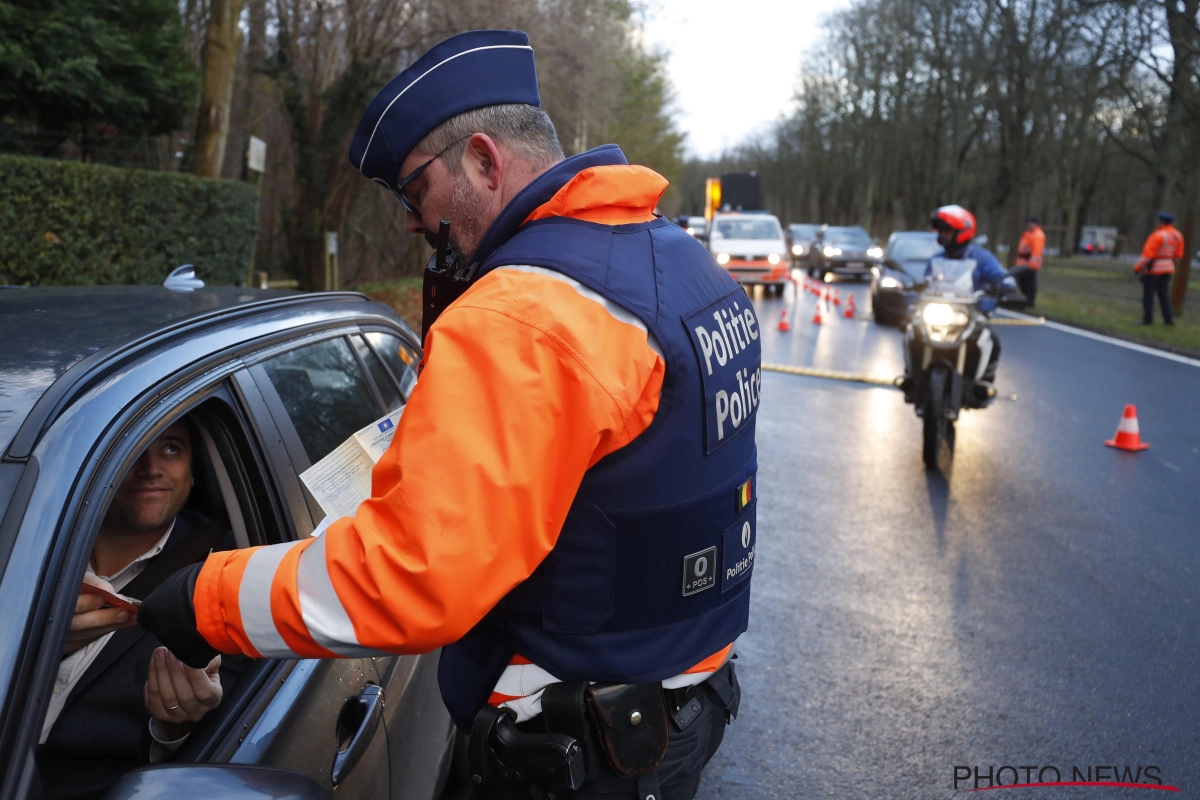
[[139, 30, 755, 798], [1134, 211, 1185, 325], [1014, 216, 1045, 306]]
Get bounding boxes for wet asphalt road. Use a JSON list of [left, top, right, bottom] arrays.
[[694, 277, 1200, 798]]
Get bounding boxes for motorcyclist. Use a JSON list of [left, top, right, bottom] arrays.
[[901, 205, 1013, 406]]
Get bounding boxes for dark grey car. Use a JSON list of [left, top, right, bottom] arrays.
[[870, 231, 940, 325], [805, 226, 882, 279], [0, 287, 457, 800]]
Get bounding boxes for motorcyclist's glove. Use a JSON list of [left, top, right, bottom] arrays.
[[138, 563, 221, 669]]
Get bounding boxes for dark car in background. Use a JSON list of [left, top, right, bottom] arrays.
[[787, 224, 821, 264], [870, 231, 940, 325], [0, 286, 458, 800], [806, 225, 883, 279]]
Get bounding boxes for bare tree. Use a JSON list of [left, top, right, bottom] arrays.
[[193, 0, 248, 177]]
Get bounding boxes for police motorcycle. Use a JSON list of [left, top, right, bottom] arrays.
[[903, 257, 1016, 469]]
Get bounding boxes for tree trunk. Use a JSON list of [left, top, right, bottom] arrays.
[[192, 0, 246, 178], [1170, 139, 1198, 315]]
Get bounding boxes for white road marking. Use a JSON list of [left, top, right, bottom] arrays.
[[996, 310, 1200, 369]]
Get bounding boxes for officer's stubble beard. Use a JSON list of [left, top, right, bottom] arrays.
[[419, 174, 496, 263]]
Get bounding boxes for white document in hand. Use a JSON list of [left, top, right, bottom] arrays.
[[300, 408, 403, 524]]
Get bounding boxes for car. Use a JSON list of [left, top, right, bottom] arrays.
[[806, 225, 882, 280], [0, 285, 461, 800], [707, 212, 790, 292], [683, 216, 707, 238], [870, 231, 940, 325], [786, 223, 821, 264]]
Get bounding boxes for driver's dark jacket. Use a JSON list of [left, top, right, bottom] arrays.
[[36, 511, 244, 800]]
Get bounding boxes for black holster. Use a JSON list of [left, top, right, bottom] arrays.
[[468, 663, 741, 797]]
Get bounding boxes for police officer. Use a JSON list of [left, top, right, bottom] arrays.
[[139, 30, 754, 799], [1012, 215, 1045, 306], [1134, 211, 1185, 326]]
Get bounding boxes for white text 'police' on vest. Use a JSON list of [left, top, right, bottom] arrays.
[[686, 292, 763, 446]]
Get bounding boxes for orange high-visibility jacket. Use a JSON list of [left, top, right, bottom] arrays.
[[1015, 226, 1045, 269], [191, 166, 733, 691], [1135, 224, 1184, 275]]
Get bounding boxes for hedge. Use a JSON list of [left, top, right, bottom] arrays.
[[0, 154, 258, 286]]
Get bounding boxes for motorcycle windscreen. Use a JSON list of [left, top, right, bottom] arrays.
[[927, 258, 977, 295]]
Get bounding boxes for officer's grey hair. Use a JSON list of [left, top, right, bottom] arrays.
[[412, 104, 564, 175]]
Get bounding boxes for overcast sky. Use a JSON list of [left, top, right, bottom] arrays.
[[640, 0, 851, 159]]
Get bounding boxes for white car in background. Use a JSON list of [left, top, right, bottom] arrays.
[[707, 212, 790, 294]]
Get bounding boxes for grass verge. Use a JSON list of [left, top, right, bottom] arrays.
[[1035, 257, 1200, 356]]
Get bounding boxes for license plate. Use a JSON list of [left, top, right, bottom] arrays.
[[845, 262, 865, 269]]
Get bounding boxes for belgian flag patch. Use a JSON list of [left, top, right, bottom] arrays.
[[735, 478, 753, 511]]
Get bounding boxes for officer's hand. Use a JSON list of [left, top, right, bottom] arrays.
[[138, 563, 221, 669], [64, 577, 137, 655], [144, 648, 223, 740]]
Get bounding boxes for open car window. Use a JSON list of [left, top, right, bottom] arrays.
[[34, 391, 285, 799]]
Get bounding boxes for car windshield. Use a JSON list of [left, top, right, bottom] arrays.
[[714, 218, 781, 240], [825, 228, 871, 246], [789, 225, 819, 240], [891, 236, 940, 261]]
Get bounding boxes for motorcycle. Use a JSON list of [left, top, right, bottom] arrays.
[[903, 258, 1014, 469]]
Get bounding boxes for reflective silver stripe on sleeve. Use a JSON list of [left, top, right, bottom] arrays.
[[238, 542, 300, 658], [496, 265, 664, 360], [296, 531, 386, 657]]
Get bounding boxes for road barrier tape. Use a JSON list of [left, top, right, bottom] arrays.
[[762, 362, 899, 387], [990, 317, 1045, 326]]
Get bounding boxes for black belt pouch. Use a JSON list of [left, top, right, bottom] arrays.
[[585, 683, 669, 777]]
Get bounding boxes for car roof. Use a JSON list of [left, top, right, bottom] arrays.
[[0, 286, 367, 457]]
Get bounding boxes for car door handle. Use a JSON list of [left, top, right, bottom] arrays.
[[331, 684, 385, 786]]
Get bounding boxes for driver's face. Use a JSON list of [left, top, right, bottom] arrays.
[[106, 422, 193, 535], [937, 228, 957, 250]]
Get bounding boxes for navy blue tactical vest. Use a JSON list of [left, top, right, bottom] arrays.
[[437, 146, 761, 729]]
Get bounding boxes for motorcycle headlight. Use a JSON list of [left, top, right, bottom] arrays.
[[922, 302, 957, 327], [879, 276, 901, 289], [867, 246, 884, 259], [768, 253, 781, 265], [716, 252, 730, 265], [792, 244, 804, 256], [922, 302, 970, 328]]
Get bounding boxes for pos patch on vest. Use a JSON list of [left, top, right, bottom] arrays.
[[682, 546, 718, 596], [722, 503, 756, 593], [682, 288, 763, 454]]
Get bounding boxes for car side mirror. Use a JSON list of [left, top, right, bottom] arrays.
[[104, 765, 330, 800]]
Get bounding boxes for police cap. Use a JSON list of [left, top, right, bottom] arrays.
[[349, 30, 540, 193], [1158, 210, 1175, 224]]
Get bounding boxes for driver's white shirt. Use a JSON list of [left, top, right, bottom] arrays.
[[39, 522, 175, 744]]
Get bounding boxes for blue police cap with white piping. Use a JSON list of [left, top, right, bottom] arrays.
[[349, 30, 540, 194]]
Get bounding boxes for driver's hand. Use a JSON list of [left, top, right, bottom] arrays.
[[144, 647, 223, 740], [64, 576, 137, 655]]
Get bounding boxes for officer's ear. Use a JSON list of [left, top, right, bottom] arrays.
[[463, 133, 504, 191]]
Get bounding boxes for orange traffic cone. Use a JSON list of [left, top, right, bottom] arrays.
[[844, 293, 856, 319], [832, 288, 841, 306], [778, 309, 791, 332], [1105, 404, 1150, 451], [812, 296, 824, 324]]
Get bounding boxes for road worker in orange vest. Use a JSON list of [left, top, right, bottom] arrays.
[[139, 30, 755, 799], [1013, 216, 1045, 307], [1134, 211, 1185, 326]]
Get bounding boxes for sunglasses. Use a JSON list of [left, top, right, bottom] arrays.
[[392, 133, 474, 215]]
